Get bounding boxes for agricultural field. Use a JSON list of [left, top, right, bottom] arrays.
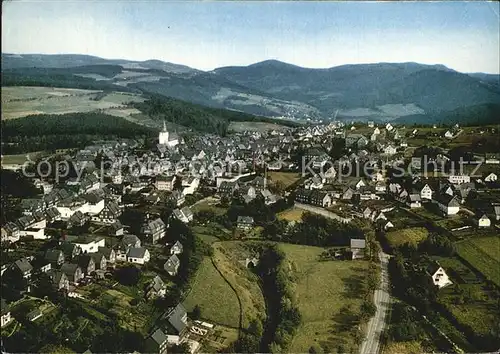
[[277, 207, 305, 222], [433, 256, 499, 338], [1, 151, 42, 166], [183, 257, 241, 328], [455, 237, 500, 286], [385, 227, 429, 248], [280, 243, 370, 354], [228, 121, 290, 133], [1, 86, 145, 120], [268, 171, 302, 189]]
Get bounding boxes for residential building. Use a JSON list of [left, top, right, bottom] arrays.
[[127, 247, 150, 265], [141, 218, 166, 244], [1, 299, 12, 328], [170, 241, 183, 255], [350, 239, 366, 260], [164, 254, 180, 276], [427, 262, 453, 289], [60, 263, 83, 284], [435, 194, 460, 216], [237, 216, 254, 230], [144, 329, 168, 354], [477, 214, 491, 228]]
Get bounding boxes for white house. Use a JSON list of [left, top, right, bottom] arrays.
[[1, 299, 12, 328], [444, 130, 454, 139], [383, 145, 397, 155], [428, 263, 453, 289], [420, 184, 433, 200], [19, 228, 46, 240], [170, 241, 183, 255], [485, 172, 498, 182], [448, 174, 471, 185], [127, 248, 150, 265], [352, 179, 365, 190], [66, 236, 105, 254], [477, 214, 491, 228], [435, 194, 460, 216], [386, 123, 394, 132], [406, 194, 422, 209], [181, 177, 200, 195]]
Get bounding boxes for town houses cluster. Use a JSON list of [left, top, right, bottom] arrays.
[[1, 120, 499, 353]]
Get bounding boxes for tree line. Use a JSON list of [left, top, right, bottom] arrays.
[[2, 113, 155, 154]]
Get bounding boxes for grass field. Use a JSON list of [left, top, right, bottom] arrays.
[[183, 257, 241, 328], [433, 255, 499, 338], [383, 341, 424, 354], [213, 242, 266, 328], [280, 243, 370, 353], [191, 200, 228, 216], [228, 121, 290, 133], [1, 152, 42, 165], [386, 227, 429, 248], [1, 86, 144, 120], [455, 237, 500, 286], [268, 171, 302, 188], [277, 207, 305, 222]]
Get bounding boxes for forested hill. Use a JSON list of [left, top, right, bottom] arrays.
[[133, 95, 301, 135], [1, 95, 299, 154], [1, 113, 155, 154]]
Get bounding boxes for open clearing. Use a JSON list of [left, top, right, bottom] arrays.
[[228, 121, 290, 133], [184, 241, 266, 330], [213, 242, 266, 328], [268, 171, 302, 188], [385, 227, 429, 248], [1, 86, 145, 120], [277, 207, 305, 222], [455, 236, 500, 286], [183, 257, 241, 328], [280, 243, 370, 353]]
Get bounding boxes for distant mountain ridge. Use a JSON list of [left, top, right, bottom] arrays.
[[2, 53, 500, 125]]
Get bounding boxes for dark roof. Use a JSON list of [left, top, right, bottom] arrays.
[[14, 258, 33, 273], [60, 263, 80, 276], [237, 216, 254, 224], [127, 247, 148, 259], [45, 249, 63, 262], [167, 303, 188, 333], [164, 254, 180, 271], [1, 298, 9, 315], [435, 193, 459, 207], [148, 328, 167, 346]]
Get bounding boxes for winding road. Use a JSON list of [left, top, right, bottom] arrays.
[[360, 251, 391, 354]]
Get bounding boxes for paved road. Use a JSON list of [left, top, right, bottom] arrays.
[[294, 202, 352, 223], [360, 251, 391, 354]]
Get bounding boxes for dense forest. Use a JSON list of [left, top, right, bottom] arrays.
[[133, 96, 300, 136], [1, 113, 155, 154], [1, 67, 135, 92]]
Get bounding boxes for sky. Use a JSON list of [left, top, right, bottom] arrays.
[[2, 1, 499, 73]]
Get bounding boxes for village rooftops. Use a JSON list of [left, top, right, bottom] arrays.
[[66, 235, 105, 244]]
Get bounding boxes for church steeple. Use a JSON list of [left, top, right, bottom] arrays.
[[163, 120, 167, 132]]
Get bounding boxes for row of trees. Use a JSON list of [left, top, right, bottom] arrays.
[[256, 244, 301, 353], [262, 211, 365, 247], [2, 112, 155, 154]]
